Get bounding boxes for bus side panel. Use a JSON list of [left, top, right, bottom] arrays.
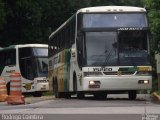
[[83, 76, 152, 91], [57, 65, 64, 92], [64, 49, 71, 92], [1, 66, 18, 84], [51, 49, 71, 93]]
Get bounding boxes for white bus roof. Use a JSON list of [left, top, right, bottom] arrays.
[[16, 44, 48, 48], [49, 6, 146, 39], [0, 44, 48, 51], [77, 6, 146, 13]]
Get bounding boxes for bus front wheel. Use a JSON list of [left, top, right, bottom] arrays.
[[128, 90, 137, 100], [94, 92, 107, 100], [33, 92, 43, 97], [77, 92, 85, 99], [53, 79, 63, 98]]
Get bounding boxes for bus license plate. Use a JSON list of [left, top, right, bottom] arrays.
[[41, 85, 46, 90]]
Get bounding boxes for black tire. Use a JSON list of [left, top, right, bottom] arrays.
[[73, 73, 77, 92], [77, 92, 85, 99], [53, 78, 60, 98], [33, 92, 43, 97], [6, 82, 10, 95], [94, 92, 107, 100], [64, 92, 71, 99], [128, 90, 137, 100]]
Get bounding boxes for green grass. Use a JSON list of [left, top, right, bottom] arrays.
[[43, 90, 53, 96], [23, 90, 53, 97], [152, 78, 158, 92], [156, 90, 160, 96], [152, 76, 160, 95]]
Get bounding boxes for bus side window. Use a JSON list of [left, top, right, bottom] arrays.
[[5, 50, 16, 66], [0, 51, 5, 67], [77, 32, 84, 68], [6, 58, 11, 65], [65, 27, 70, 47], [26, 60, 34, 80]]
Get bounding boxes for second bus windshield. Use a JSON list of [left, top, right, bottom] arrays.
[[19, 47, 48, 80]]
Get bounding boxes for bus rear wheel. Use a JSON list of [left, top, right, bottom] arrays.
[[53, 78, 60, 98], [128, 90, 137, 100], [73, 73, 77, 92], [94, 92, 107, 100]]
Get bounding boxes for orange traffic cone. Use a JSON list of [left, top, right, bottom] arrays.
[[0, 77, 8, 102], [7, 72, 25, 105]]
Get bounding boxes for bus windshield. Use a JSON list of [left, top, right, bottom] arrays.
[[83, 13, 147, 28], [19, 47, 48, 80], [34, 57, 48, 77], [85, 31, 150, 66]]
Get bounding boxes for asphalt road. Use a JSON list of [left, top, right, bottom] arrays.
[[0, 94, 160, 120]]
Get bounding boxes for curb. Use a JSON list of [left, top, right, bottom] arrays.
[[151, 92, 160, 101], [0, 96, 54, 105], [25, 96, 54, 104]]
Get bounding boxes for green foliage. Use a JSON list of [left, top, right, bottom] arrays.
[[0, 0, 6, 30], [157, 90, 160, 95], [152, 77, 158, 91], [43, 90, 53, 96], [143, 0, 160, 91], [0, 0, 143, 47], [144, 0, 160, 52]]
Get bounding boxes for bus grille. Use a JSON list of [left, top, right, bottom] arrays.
[[103, 71, 135, 75]]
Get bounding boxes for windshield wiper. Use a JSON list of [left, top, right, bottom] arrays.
[[103, 48, 114, 66]]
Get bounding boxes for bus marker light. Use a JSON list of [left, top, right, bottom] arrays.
[[144, 80, 149, 84], [138, 80, 149, 84], [89, 81, 95, 85]]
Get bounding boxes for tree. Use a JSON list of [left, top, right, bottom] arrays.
[[0, 0, 143, 47], [0, 0, 6, 29], [0, 0, 6, 46], [143, 0, 160, 52]]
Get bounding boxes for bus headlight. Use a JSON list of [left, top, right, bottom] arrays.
[[89, 81, 95, 85], [89, 81, 101, 88], [138, 80, 149, 84]]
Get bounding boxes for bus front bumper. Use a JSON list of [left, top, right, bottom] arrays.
[[34, 77, 49, 92], [82, 76, 152, 91]]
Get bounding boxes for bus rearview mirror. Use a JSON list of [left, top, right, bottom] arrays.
[[71, 48, 76, 57]]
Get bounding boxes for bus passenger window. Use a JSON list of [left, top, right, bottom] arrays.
[[5, 50, 16, 66], [6, 58, 11, 65], [77, 33, 84, 68]]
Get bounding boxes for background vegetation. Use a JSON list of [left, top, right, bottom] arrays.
[[0, 0, 145, 47], [0, 0, 159, 51]]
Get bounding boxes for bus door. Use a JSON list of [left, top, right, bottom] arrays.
[[19, 57, 35, 92], [0, 49, 16, 84]]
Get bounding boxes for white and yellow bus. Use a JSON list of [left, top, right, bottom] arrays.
[[0, 44, 49, 97], [49, 6, 152, 100]]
